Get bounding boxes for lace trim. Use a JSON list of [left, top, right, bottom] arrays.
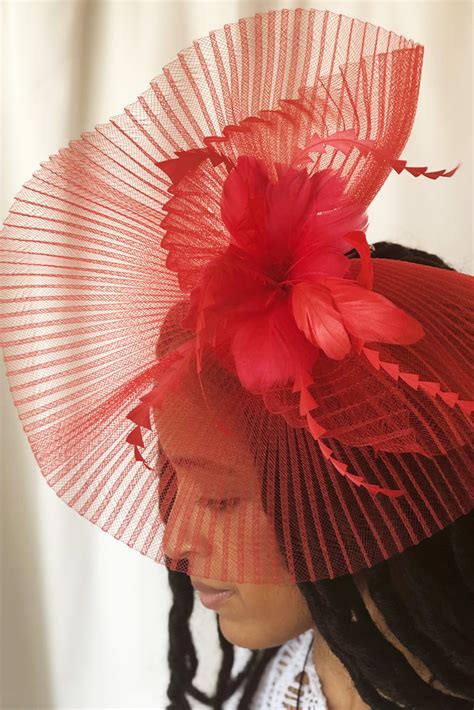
[[225, 628, 328, 709]]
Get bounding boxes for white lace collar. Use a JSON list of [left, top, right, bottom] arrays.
[[225, 628, 328, 709]]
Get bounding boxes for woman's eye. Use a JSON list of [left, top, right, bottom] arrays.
[[197, 496, 241, 511]]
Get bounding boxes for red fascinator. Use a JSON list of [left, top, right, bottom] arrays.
[[1, 8, 472, 584]]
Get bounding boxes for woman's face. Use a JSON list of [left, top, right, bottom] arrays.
[[153, 363, 314, 650]]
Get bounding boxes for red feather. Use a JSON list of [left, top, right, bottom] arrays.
[[231, 297, 317, 392], [292, 281, 351, 359], [323, 277, 425, 345]]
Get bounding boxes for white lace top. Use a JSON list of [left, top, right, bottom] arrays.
[[225, 628, 328, 709]]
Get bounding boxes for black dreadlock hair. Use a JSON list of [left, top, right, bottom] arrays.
[[165, 241, 474, 710]]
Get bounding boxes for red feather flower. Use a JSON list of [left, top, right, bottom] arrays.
[[181, 155, 424, 395]]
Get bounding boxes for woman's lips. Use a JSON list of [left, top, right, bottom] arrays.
[[197, 589, 234, 610], [191, 579, 235, 610]]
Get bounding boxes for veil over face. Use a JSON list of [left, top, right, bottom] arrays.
[[0, 7, 472, 585], [153, 361, 292, 584]]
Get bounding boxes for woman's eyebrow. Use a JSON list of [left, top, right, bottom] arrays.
[[172, 456, 236, 477], [170, 457, 256, 497], [172, 456, 248, 497]]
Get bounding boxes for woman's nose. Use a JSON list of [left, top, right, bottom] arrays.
[[161, 489, 211, 562]]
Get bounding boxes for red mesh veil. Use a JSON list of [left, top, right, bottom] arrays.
[[1, 8, 472, 584]]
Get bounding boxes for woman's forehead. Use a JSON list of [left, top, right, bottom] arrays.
[[153, 372, 258, 492], [155, 391, 246, 451]]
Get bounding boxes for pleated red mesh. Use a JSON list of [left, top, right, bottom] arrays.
[[1, 8, 472, 584]]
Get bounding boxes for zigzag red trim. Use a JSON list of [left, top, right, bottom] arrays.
[[388, 158, 460, 180], [295, 379, 405, 499], [362, 346, 474, 417]]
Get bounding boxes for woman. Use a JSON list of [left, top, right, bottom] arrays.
[[161, 242, 474, 710], [0, 8, 472, 710]]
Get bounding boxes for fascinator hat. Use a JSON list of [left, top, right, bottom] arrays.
[[1, 7, 472, 585]]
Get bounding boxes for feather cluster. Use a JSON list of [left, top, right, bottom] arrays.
[[181, 155, 424, 394]]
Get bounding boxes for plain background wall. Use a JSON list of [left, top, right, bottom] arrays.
[[1, 1, 472, 708]]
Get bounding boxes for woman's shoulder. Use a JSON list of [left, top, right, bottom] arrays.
[[225, 628, 328, 709]]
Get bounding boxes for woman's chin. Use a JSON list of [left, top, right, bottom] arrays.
[[218, 616, 277, 650], [218, 615, 312, 651]]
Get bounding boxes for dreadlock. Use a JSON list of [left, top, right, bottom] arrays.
[[298, 512, 474, 710], [166, 241, 473, 709]]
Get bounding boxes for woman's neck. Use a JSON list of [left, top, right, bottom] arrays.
[[311, 625, 371, 710]]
